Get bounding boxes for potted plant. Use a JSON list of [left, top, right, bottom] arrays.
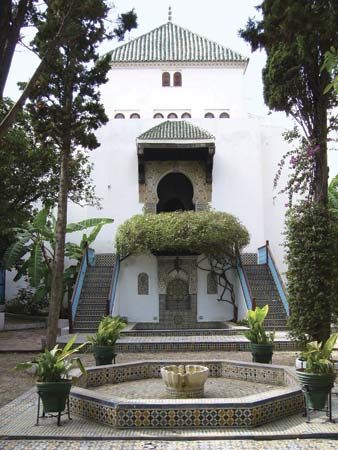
[[243, 304, 275, 363], [88, 315, 127, 366], [15, 335, 86, 419], [296, 333, 337, 411]]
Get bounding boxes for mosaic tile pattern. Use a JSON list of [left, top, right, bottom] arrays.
[[2, 440, 338, 449], [68, 360, 304, 429], [0, 388, 337, 440]]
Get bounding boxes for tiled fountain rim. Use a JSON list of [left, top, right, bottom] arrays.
[[71, 359, 301, 408]]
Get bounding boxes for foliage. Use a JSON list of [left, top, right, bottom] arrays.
[[243, 305, 275, 344], [24, 0, 136, 349], [5, 288, 48, 316], [15, 334, 86, 382], [328, 174, 338, 214], [300, 334, 338, 374], [0, 99, 57, 261], [116, 211, 249, 258], [116, 211, 249, 322], [322, 47, 338, 95], [87, 316, 127, 347], [240, 1, 338, 343], [285, 201, 338, 343], [4, 207, 113, 303]]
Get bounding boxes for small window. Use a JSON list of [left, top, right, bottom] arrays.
[[167, 112, 178, 119], [219, 112, 230, 118], [207, 272, 218, 294], [153, 113, 164, 119], [130, 113, 140, 119], [173, 72, 182, 87], [138, 273, 149, 295], [204, 112, 214, 118], [162, 72, 170, 87], [181, 112, 191, 118], [114, 113, 125, 119]]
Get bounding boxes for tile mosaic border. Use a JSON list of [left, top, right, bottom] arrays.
[[70, 360, 304, 429]]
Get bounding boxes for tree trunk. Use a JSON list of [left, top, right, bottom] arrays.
[[0, 0, 31, 99], [46, 145, 70, 349]]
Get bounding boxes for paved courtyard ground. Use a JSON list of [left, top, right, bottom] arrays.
[[1, 329, 337, 449]]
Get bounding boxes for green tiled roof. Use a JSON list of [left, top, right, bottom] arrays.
[[137, 120, 215, 141], [109, 22, 247, 64]]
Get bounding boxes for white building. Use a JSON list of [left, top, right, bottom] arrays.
[[6, 15, 294, 331]]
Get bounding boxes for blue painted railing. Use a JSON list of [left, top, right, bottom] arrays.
[[237, 254, 254, 311], [258, 241, 289, 315], [108, 255, 120, 316], [70, 247, 95, 328], [0, 268, 5, 311]]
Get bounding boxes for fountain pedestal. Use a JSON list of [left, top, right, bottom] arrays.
[[160, 364, 209, 398]]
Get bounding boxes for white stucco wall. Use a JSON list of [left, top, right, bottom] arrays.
[[196, 257, 237, 322], [115, 254, 159, 322], [100, 65, 246, 120]]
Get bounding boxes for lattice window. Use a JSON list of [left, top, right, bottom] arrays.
[[207, 272, 218, 294], [138, 273, 149, 295]]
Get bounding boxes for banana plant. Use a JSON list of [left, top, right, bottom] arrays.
[[4, 207, 113, 301]]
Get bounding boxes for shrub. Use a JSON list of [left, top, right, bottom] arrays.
[[5, 288, 48, 316], [285, 201, 338, 344], [116, 211, 249, 258]]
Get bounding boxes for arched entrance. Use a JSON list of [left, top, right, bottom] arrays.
[[157, 173, 194, 213]]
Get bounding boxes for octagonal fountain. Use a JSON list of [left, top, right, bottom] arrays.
[[69, 360, 304, 428]]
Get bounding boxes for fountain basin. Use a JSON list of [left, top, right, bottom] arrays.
[[69, 360, 304, 429], [161, 364, 209, 398]]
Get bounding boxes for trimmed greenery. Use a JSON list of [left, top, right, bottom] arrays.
[[88, 316, 127, 347], [116, 211, 249, 257], [243, 305, 275, 344], [15, 335, 86, 382], [285, 201, 338, 343], [300, 334, 338, 374]]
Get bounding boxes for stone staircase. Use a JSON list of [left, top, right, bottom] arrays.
[[72, 254, 115, 333], [242, 258, 288, 330]]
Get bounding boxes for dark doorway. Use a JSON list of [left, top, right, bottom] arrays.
[[157, 173, 194, 213]]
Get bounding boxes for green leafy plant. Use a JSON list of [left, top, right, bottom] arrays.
[[15, 335, 86, 382], [285, 201, 337, 343], [88, 316, 127, 347], [5, 288, 48, 316], [244, 305, 275, 344], [300, 334, 338, 374], [4, 207, 113, 303]]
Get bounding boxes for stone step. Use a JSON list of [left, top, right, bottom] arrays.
[[94, 253, 115, 266]]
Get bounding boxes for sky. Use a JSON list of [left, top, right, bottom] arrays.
[[6, 0, 272, 118]]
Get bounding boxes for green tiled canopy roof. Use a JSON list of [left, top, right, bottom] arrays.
[[137, 120, 215, 141], [109, 21, 247, 64]]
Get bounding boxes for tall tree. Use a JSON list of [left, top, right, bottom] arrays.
[[0, 0, 35, 99], [240, 0, 338, 342], [27, 0, 136, 348], [240, 0, 337, 203]]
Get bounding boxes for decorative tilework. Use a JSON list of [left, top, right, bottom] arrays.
[[138, 273, 149, 295], [69, 360, 304, 429]]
